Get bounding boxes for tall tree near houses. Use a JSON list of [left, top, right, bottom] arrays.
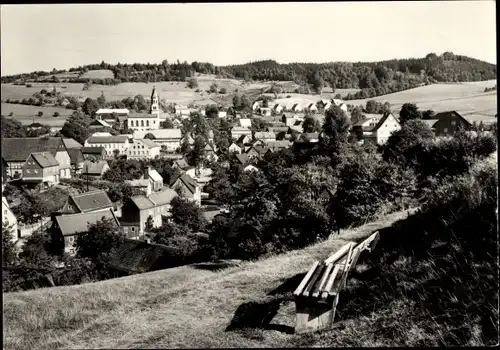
[[2, 222, 17, 269], [320, 105, 351, 169], [97, 91, 106, 108], [399, 103, 422, 124]]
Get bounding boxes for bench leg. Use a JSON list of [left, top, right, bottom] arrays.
[[294, 296, 338, 334]]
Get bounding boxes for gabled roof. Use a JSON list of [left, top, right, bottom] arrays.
[[235, 153, 251, 165], [86, 135, 129, 144], [69, 190, 113, 213], [204, 144, 215, 152], [254, 132, 276, 140], [81, 146, 104, 154], [137, 139, 160, 148], [170, 174, 198, 194], [130, 188, 178, 210], [62, 138, 83, 149], [173, 158, 191, 170], [1, 137, 67, 162], [265, 140, 292, 149], [96, 108, 129, 115], [462, 114, 497, 125], [30, 152, 59, 168], [133, 129, 182, 140], [126, 179, 150, 188], [67, 149, 84, 165], [232, 126, 252, 132], [371, 113, 400, 132], [128, 113, 160, 119], [89, 119, 112, 128], [146, 168, 163, 182], [267, 127, 289, 133], [236, 134, 250, 144], [55, 208, 119, 236], [82, 160, 109, 175], [109, 239, 178, 274], [421, 119, 439, 128]]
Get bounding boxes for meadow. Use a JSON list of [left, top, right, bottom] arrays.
[[2, 209, 414, 349], [0, 103, 72, 127]]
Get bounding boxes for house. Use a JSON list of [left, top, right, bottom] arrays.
[[127, 138, 161, 159], [172, 118, 183, 128], [231, 126, 252, 140], [259, 107, 272, 117], [125, 179, 152, 196], [51, 209, 120, 255], [174, 105, 189, 116], [67, 149, 85, 175], [254, 131, 276, 142], [245, 139, 265, 152], [172, 158, 194, 172], [234, 153, 251, 166], [142, 166, 163, 192], [265, 140, 292, 152], [22, 152, 60, 188], [273, 104, 284, 114], [291, 104, 303, 112], [246, 144, 268, 159], [60, 190, 114, 214], [352, 114, 385, 140], [81, 160, 110, 179], [266, 126, 290, 138], [84, 135, 130, 159], [307, 103, 318, 112], [108, 239, 178, 277], [421, 119, 439, 131], [81, 147, 106, 161], [96, 108, 129, 120], [204, 144, 218, 162], [332, 99, 348, 113], [239, 118, 252, 128], [88, 119, 112, 130], [252, 101, 262, 111], [133, 129, 182, 152], [228, 142, 243, 154], [242, 164, 259, 173], [432, 111, 473, 137], [120, 189, 178, 235], [62, 138, 83, 150], [218, 111, 227, 119], [362, 112, 401, 145], [1, 137, 72, 179], [2, 196, 19, 240], [170, 173, 201, 207]]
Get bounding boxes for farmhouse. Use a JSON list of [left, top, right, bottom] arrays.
[[51, 208, 120, 255], [170, 173, 201, 207], [265, 140, 292, 151], [1, 137, 72, 179], [218, 111, 227, 119], [291, 104, 303, 112], [431, 111, 495, 137], [228, 142, 243, 154], [22, 152, 60, 188], [252, 101, 262, 111], [84, 135, 130, 158], [60, 190, 114, 215], [81, 160, 110, 179], [172, 158, 194, 173], [133, 129, 182, 152], [120, 189, 178, 235], [362, 112, 401, 145], [127, 138, 161, 159], [231, 126, 252, 140]]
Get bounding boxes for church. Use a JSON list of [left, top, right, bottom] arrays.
[[126, 87, 163, 132]]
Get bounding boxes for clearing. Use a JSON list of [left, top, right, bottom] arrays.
[[3, 208, 415, 349]]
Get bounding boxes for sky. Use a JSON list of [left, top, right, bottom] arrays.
[[0, 2, 496, 76]]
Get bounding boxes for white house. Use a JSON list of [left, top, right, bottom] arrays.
[[218, 111, 227, 119], [362, 113, 401, 145], [228, 142, 243, 154], [170, 174, 201, 207], [127, 139, 161, 159], [231, 127, 252, 140], [307, 103, 318, 112], [291, 104, 303, 112], [252, 101, 262, 111], [133, 129, 182, 152], [84, 135, 131, 159], [273, 104, 284, 114], [239, 118, 252, 128]]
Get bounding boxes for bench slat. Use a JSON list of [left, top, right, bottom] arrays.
[[324, 242, 356, 265], [348, 246, 363, 271], [367, 231, 380, 252], [321, 264, 340, 299], [293, 261, 319, 296], [339, 243, 354, 289], [312, 263, 334, 298], [303, 263, 326, 297]]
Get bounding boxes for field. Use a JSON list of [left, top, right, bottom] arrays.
[[3, 209, 415, 349], [348, 80, 497, 117], [79, 69, 114, 80], [0, 103, 71, 127]]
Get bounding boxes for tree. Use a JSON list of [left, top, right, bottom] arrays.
[[302, 116, 322, 133], [187, 78, 198, 89], [205, 105, 219, 118], [320, 106, 351, 168], [76, 218, 124, 264], [82, 98, 100, 117], [97, 92, 106, 108], [350, 106, 364, 125], [312, 73, 324, 94], [60, 112, 91, 145], [53, 112, 60, 117], [399, 103, 422, 124], [12, 192, 50, 225], [219, 87, 227, 94], [209, 83, 218, 93], [187, 135, 206, 168], [161, 118, 175, 128], [170, 196, 207, 232], [2, 222, 17, 268], [1, 116, 27, 138], [145, 215, 154, 232], [422, 110, 436, 120], [37, 111, 43, 117], [233, 95, 242, 109]]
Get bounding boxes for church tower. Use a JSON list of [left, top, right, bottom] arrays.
[[150, 86, 160, 118]]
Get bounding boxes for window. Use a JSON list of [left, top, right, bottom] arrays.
[[444, 127, 448, 134], [141, 120, 144, 127], [26, 169, 31, 174], [131, 227, 135, 232], [34, 169, 38, 174], [4, 210, 7, 215], [146, 120, 150, 127], [451, 120, 456, 126]]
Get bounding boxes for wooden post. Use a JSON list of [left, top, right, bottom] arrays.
[[294, 295, 337, 334]]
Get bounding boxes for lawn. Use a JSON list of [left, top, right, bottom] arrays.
[[3, 209, 415, 349]]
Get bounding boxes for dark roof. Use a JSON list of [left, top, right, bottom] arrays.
[[130, 189, 178, 210], [109, 239, 178, 274], [170, 174, 198, 194], [235, 153, 250, 165], [1, 137, 67, 162], [236, 134, 249, 144], [371, 112, 399, 131], [67, 149, 84, 165], [81, 146, 105, 154], [54, 209, 119, 236], [69, 190, 113, 213], [30, 152, 59, 168], [62, 138, 83, 149], [174, 158, 191, 170]]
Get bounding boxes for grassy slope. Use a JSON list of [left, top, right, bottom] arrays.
[[3, 209, 416, 350]]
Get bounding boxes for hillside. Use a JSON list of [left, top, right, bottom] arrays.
[[3, 209, 415, 349]]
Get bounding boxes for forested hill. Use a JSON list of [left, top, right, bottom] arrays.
[[2, 52, 496, 99]]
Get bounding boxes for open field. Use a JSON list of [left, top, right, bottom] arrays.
[[1, 103, 71, 126], [348, 80, 497, 116], [79, 69, 114, 79], [3, 209, 415, 349]]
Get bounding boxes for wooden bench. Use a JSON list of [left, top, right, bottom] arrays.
[[293, 231, 380, 334]]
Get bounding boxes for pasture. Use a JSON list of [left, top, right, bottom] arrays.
[[0, 103, 70, 126], [79, 69, 115, 79]]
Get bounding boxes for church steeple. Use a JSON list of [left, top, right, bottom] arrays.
[[149, 86, 160, 117]]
